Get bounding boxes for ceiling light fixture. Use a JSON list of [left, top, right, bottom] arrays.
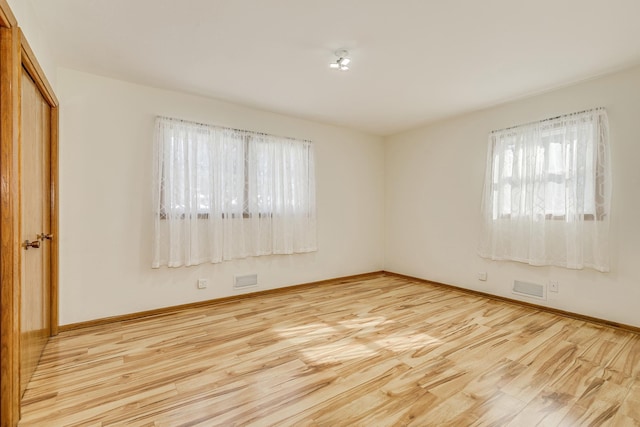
[[329, 49, 351, 71]]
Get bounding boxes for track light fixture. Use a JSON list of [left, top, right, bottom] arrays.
[[329, 49, 351, 71]]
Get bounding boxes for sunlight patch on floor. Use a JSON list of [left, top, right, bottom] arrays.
[[274, 316, 441, 363]]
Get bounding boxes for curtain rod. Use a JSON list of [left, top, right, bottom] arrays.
[[156, 115, 313, 143], [490, 107, 605, 134]]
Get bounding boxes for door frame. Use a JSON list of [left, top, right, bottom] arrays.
[[0, 1, 59, 424]]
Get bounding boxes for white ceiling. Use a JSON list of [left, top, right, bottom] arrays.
[[29, 0, 640, 136]]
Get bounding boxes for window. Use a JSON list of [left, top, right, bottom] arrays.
[[153, 116, 317, 268], [479, 108, 611, 272]]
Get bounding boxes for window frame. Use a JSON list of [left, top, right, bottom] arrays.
[[156, 118, 313, 221], [488, 111, 607, 222]]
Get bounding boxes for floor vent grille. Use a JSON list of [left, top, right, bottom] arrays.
[[512, 280, 546, 300], [234, 274, 258, 289]]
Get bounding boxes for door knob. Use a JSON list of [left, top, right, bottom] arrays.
[[22, 240, 40, 250], [38, 233, 53, 240]]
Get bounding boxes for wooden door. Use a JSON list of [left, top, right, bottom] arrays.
[[19, 67, 51, 396]]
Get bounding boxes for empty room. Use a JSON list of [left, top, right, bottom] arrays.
[[2, 0, 640, 425]]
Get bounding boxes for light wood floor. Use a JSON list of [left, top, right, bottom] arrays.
[[19, 274, 640, 426]]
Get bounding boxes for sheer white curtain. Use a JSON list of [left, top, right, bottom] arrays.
[[152, 117, 317, 268], [478, 108, 611, 272]]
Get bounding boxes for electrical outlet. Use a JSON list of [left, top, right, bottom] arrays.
[[197, 279, 208, 289], [549, 280, 559, 293], [477, 272, 487, 281]]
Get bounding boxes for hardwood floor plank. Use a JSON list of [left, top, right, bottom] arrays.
[[18, 275, 640, 426]]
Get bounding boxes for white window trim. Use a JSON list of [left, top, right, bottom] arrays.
[[152, 116, 317, 268], [479, 108, 611, 272]]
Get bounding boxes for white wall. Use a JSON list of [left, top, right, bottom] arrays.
[[16, 0, 640, 327], [58, 67, 384, 325], [385, 65, 640, 327]]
